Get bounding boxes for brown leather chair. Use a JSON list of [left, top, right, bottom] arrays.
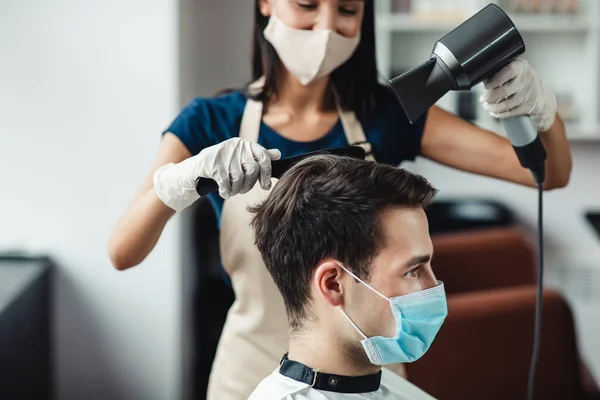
[[404, 227, 600, 400], [430, 227, 537, 295]]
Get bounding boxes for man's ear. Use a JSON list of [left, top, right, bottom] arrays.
[[258, 0, 272, 17], [313, 260, 347, 307]]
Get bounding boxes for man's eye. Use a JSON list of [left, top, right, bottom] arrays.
[[405, 266, 421, 278]]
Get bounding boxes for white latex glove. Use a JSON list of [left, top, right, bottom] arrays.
[[479, 58, 557, 132], [153, 138, 281, 211]]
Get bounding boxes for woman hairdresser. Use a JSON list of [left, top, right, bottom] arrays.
[[109, 0, 572, 398]]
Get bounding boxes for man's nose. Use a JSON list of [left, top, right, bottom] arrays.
[[422, 266, 439, 290]]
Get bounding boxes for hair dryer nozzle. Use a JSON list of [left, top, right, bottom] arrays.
[[389, 59, 451, 124]]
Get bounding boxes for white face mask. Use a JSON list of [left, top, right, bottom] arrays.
[[263, 3, 361, 85]]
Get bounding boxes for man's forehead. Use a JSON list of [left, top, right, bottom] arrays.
[[378, 207, 433, 258], [380, 207, 430, 238]]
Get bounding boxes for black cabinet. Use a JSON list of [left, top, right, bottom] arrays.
[[0, 256, 53, 400]]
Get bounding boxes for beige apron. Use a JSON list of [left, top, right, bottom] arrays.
[[206, 82, 406, 400]]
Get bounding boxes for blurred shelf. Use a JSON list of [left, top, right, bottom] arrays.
[[566, 134, 600, 143], [377, 13, 593, 33], [472, 119, 600, 142], [559, 123, 600, 143]]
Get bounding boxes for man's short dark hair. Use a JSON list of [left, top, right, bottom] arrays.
[[249, 154, 438, 331]]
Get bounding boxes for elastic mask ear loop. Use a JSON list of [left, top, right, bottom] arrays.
[[337, 306, 368, 340], [335, 261, 391, 303], [335, 261, 391, 340]]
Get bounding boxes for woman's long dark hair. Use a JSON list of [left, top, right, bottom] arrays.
[[248, 0, 385, 119]]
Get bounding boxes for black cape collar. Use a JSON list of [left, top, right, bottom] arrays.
[[278, 353, 382, 394]]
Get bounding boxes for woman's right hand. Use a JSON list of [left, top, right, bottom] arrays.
[[153, 137, 281, 211], [109, 135, 281, 270]]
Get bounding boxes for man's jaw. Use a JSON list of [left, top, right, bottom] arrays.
[[287, 327, 381, 377], [342, 339, 382, 375]]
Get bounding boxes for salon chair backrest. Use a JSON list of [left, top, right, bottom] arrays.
[[431, 227, 537, 295]]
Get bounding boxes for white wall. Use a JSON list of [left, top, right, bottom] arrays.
[[178, 0, 254, 105], [0, 1, 182, 399]]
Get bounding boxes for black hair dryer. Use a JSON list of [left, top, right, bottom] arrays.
[[389, 3, 546, 185]]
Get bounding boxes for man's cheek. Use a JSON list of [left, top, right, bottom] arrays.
[[372, 302, 396, 338]]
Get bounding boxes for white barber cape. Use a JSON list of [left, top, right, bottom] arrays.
[[248, 366, 437, 400]]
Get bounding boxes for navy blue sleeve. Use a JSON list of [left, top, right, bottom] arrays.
[[163, 92, 246, 156], [363, 86, 429, 166]]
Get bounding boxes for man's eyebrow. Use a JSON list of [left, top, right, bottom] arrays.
[[404, 254, 432, 269]]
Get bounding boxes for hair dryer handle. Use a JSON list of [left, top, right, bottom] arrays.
[[500, 116, 547, 185]]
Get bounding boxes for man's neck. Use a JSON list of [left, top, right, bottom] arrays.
[[287, 329, 381, 377], [270, 68, 334, 115]]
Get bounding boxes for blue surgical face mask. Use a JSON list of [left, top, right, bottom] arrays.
[[336, 262, 448, 365]]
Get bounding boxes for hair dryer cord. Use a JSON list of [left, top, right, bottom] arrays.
[[528, 182, 544, 400]]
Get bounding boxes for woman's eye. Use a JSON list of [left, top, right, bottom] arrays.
[[296, 2, 317, 10], [339, 7, 358, 15]]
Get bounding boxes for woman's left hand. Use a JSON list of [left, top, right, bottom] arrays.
[[479, 58, 557, 132]]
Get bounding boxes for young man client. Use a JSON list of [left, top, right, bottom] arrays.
[[247, 154, 447, 399]]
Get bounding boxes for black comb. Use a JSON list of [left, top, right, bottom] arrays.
[[194, 145, 367, 197]]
